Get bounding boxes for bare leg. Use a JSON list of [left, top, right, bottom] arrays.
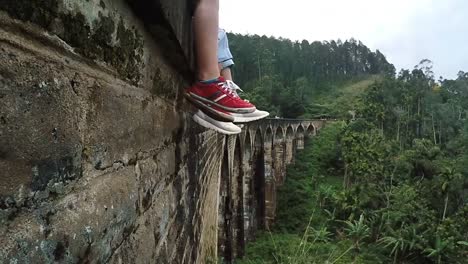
[[219, 64, 233, 81], [194, 0, 220, 81]]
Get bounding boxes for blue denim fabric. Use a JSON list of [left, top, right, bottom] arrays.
[[218, 28, 234, 69]]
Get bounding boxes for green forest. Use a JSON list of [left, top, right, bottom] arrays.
[[229, 34, 468, 263]]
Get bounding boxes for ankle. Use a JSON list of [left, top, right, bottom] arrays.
[[199, 77, 220, 84], [197, 71, 219, 81]]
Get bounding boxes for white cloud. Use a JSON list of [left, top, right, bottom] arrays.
[[220, 0, 468, 79]]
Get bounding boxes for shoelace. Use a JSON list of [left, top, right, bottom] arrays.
[[219, 80, 250, 102], [218, 81, 237, 97]]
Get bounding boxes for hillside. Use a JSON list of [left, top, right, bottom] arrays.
[[305, 75, 383, 119], [227, 33, 394, 118]]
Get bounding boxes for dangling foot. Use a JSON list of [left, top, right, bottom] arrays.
[[185, 77, 256, 122]]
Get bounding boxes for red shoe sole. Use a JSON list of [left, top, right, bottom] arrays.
[[189, 92, 256, 114]]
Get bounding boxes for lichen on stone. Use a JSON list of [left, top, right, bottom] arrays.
[[1, 0, 145, 85]]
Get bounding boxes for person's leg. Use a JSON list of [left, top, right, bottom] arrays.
[[220, 66, 233, 81], [217, 29, 235, 81], [187, 24, 256, 120], [186, 14, 257, 131], [221, 65, 233, 81], [193, 0, 220, 81]]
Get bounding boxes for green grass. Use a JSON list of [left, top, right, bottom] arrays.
[[307, 75, 382, 119]]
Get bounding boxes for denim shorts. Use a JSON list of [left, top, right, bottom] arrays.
[[218, 28, 234, 69]]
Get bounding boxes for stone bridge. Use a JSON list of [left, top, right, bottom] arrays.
[[218, 119, 324, 261], [0, 1, 326, 263]]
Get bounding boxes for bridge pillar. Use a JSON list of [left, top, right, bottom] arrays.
[[230, 138, 245, 259], [263, 131, 276, 228], [218, 136, 248, 262], [251, 130, 265, 235], [296, 137, 304, 150], [273, 144, 286, 186], [285, 138, 294, 165], [218, 146, 232, 262], [296, 126, 305, 150], [285, 127, 294, 165], [242, 133, 254, 242]]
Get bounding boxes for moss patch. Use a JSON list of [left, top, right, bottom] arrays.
[[1, 0, 60, 29], [1, 0, 144, 85]]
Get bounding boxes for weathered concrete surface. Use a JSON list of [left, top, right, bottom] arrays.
[[0, 0, 327, 263]]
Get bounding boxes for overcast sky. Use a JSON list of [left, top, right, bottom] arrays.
[[220, 0, 468, 80]]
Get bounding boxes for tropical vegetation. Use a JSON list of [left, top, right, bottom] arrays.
[[231, 33, 468, 264]]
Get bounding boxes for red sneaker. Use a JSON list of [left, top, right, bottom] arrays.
[[185, 77, 256, 119]]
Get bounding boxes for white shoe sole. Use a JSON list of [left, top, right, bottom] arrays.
[[193, 111, 241, 135], [232, 110, 270, 123]]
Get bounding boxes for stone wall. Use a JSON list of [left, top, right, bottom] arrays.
[[0, 0, 222, 262], [0, 1, 327, 263]]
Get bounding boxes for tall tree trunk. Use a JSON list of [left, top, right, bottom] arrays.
[[406, 105, 410, 144], [442, 192, 449, 221], [381, 119, 384, 136], [257, 56, 262, 81], [396, 119, 400, 143], [439, 120, 442, 145], [431, 113, 437, 145], [417, 97, 421, 137], [344, 163, 348, 189]]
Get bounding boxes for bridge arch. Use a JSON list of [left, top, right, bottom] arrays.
[[231, 136, 245, 258], [273, 126, 285, 186], [274, 126, 284, 143], [306, 124, 316, 137], [285, 126, 295, 165], [243, 131, 252, 164], [242, 131, 253, 241], [254, 129, 263, 154], [296, 125, 305, 150], [218, 141, 232, 262], [265, 127, 273, 144], [286, 126, 294, 139], [251, 129, 265, 233]]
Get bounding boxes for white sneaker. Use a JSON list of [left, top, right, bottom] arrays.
[[231, 110, 270, 123], [225, 80, 269, 123], [193, 110, 241, 135]]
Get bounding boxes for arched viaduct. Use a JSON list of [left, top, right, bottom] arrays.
[[218, 119, 325, 261]]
